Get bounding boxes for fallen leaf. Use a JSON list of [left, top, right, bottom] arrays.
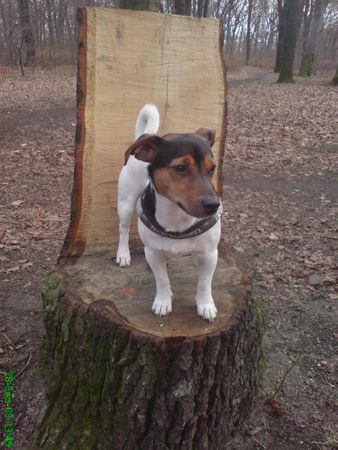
[[11, 200, 24, 207], [114, 287, 136, 299], [267, 398, 283, 416], [6, 266, 20, 273]]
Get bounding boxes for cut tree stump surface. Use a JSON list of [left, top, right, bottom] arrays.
[[31, 247, 261, 450], [58, 249, 250, 338]]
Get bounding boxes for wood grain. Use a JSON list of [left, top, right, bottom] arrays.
[[60, 251, 250, 338], [61, 8, 226, 258]]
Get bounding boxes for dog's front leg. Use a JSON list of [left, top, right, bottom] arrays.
[[195, 250, 218, 322], [144, 247, 173, 317]]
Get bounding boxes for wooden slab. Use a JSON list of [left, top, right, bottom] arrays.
[[59, 249, 249, 338], [61, 8, 226, 259]]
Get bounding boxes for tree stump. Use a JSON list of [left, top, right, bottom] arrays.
[[30, 8, 263, 450]]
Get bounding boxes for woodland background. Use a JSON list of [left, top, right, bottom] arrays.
[[0, 0, 337, 80]]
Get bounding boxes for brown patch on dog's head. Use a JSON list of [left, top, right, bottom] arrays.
[[124, 135, 163, 165], [194, 128, 216, 147], [124, 129, 220, 217], [151, 137, 219, 218]]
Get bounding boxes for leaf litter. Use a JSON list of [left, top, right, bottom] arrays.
[[0, 66, 337, 449]]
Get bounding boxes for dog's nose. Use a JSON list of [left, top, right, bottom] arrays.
[[201, 196, 220, 215]]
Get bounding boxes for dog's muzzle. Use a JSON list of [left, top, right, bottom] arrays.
[[136, 184, 222, 240]]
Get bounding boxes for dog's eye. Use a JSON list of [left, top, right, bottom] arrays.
[[209, 165, 216, 175], [173, 165, 188, 175]]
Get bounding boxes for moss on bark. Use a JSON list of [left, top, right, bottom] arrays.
[[30, 273, 263, 449], [330, 66, 338, 86], [299, 52, 315, 77]]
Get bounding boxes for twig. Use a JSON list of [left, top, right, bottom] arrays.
[[311, 442, 323, 449], [14, 352, 32, 380], [0, 332, 15, 350], [252, 437, 268, 449], [18, 37, 25, 76], [15, 412, 23, 428], [272, 355, 300, 398]]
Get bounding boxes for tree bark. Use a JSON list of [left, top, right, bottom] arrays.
[[120, 0, 160, 11], [30, 250, 263, 450], [274, 0, 285, 73], [46, 0, 55, 60], [197, 0, 204, 18], [175, 0, 191, 16], [245, 0, 253, 65], [17, 0, 35, 65], [299, 0, 329, 76], [330, 64, 338, 85], [277, 0, 304, 83]]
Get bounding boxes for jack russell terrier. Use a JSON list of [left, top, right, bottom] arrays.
[[116, 104, 222, 322]]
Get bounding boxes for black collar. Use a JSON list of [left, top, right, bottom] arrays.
[[136, 184, 221, 239]]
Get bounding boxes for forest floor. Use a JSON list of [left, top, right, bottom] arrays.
[[0, 65, 337, 449]]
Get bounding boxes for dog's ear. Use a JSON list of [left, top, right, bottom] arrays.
[[195, 128, 216, 147], [124, 135, 163, 165]]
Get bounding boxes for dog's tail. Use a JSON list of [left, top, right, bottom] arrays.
[[135, 104, 160, 140]]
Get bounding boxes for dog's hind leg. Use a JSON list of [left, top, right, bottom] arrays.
[[195, 250, 218, 322], [116, 163, 147, 266], [116, 194, 135, 267], [144, 247, 173, 317]]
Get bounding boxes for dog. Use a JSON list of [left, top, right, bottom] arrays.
[[116, 104, 221, 322]]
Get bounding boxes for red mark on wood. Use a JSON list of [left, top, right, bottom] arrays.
[[114, 287, 136, 299]]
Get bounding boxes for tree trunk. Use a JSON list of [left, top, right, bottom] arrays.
[[202, 0, 209, 18], [17, 0, 36, 65], [330, 64, 338, 85], [175, 0, 191, 16], [277, 0, 304, 83], [299, 0, 329, 76], [245, 0, 253, 65], [275, 0, 285, 72], [197, 0, 204, 18], [299, 0, 312, 71], [46, 0, 55, 60], [120, 0, 160, 11], [30, 249, 263, 450]]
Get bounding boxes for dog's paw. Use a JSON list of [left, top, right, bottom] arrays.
[[116, 249, 131, 267], [196, 302, 217, 323], [152, 297, 172, 317]]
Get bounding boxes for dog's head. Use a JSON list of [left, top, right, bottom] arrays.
[[125, 128, 220, 218]]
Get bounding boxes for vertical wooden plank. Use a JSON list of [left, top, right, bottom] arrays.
[[61, 9, 226, 259]]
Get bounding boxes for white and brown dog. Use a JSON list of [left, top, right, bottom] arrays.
[[116, 104, 221, 322]]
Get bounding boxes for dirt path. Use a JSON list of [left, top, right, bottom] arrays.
[[0, 67, 337, 449]]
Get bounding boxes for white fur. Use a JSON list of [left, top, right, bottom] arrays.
[[116, 104, 221, 322], [135, 103, 160, 140]]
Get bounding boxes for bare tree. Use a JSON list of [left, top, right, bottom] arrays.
[[246, 0, 254, 64], [277, 0, 304, 82], [17, 0, 36, 65], [120, 0, 160, 10], [299, 0, 329, 75], [275, 0, 285, 72], [175, 0, 191, 15], [331, 64, 338, 84]]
